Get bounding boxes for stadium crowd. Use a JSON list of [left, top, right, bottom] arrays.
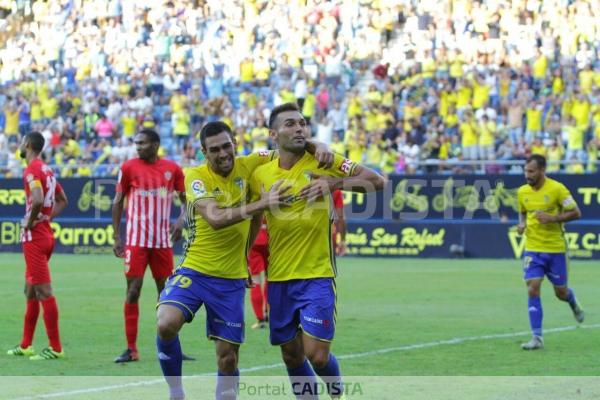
[[0, 0, 599, 178]]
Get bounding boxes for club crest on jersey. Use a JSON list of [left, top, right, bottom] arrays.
[[234, 177, 245, 190], [544, 195, 549, 203], [191, 180, 206, 196], [164, 171, 172, 181]]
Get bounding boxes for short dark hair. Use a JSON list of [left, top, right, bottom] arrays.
[[526, 154, 546, 169], [26, 131, 45, 154], [138, 128, 160, 144], [199, 121, 233, 147], [268, 102, 301, 129]]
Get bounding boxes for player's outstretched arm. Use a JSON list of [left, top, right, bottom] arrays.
[[268, 141, 334, 169], [298, 165, 387, 202], [305, 140, 334, 169], [111, 191, 126, 258], [51, 189, 68, 220], [194, 181, 291, 230]]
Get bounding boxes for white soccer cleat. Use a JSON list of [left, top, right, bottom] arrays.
[[521, 335, 544, 350], [572, 302, 585, 324]]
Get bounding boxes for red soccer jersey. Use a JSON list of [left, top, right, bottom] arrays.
[[253, 217, 268, 246], [332, 189, 344, 209], [22, 158, 63, 242], [117, 158, 184, 248]]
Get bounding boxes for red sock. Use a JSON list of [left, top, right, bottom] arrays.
[[250, 284, 265, 321], [41, 296, 61, 352], [124, 302, 139, 351], [20, 299, 40, 348]]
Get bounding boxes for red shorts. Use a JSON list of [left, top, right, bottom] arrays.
[[23, 237, 55, 285], [124, 246, 173, 279], [248, 243, 268, 275]]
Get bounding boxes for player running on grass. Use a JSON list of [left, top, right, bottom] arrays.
[[517, 154, 584, 350]]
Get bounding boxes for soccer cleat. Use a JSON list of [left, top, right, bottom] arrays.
[[114, 348, 139, 363], [572, 302, 585, 323], [7, 345, 35, 357], [182, 353, 196, 361], [30, 347, 65, 360], [251, 320, 268, 330], [521, 336, 544, 350]]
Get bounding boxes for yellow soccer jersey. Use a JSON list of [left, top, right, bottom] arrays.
[[517, 178, 577, 253], [250, 152, 357, 282], [179, 151, 275, 278]]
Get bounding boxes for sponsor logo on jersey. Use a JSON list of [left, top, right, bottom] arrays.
[[191, 180, 206, 196]]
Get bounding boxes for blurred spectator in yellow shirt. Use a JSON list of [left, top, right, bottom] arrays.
[[250, 116, 269, 152]]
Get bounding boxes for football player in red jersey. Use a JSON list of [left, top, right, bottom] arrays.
[[7, 131, 68, 360], [112, 128, 193, 363]]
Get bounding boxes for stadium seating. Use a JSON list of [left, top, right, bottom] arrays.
[[0, 0, 598, 177]]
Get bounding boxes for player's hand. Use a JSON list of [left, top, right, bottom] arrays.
[[260, 180, 292, 209], [245, 275, 256, 289], [298, 174, 340, 202], [113, 236, 125, 258], [535, 211, 556, 225], [22, 215, 43, 230], [170, 220, 184, 243], [23, 219, 41, 230], [314, 145, 334, 169], [516, 223, 526, 235]]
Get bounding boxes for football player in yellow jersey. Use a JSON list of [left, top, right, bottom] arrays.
[[517, 155, 584, 350], [250, 103, 386, 398], [155, 121, 333, 400]]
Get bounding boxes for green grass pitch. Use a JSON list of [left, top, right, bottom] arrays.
[[1, 254, 599, 398]]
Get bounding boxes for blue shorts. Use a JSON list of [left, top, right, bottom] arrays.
[[158, 267, 246, 344], [523, 251, 568, 286], [268, 278, 336, 346]]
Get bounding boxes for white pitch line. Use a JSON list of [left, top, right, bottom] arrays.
[[10, 323, 599, 400]]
